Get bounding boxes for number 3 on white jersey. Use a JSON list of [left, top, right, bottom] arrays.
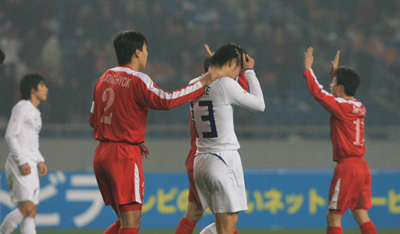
[[101, 88, 115, 124]]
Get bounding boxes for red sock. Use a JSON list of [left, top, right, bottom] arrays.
[[175, 216, 197, 234], [360, 221, 377, 234], [118, 227, 139, 234], [105, 219, 120, 234], [234, 229, 239, 234], [327, 226, 343, 234]]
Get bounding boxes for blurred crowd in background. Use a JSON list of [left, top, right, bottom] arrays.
[[0, 0, 399, 126]]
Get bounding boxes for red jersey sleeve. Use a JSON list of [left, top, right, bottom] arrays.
[[238, 70, 249, 91], [303, 69, 345, 119], [134, 73, 205, 110], [89, 80, 99, 128]]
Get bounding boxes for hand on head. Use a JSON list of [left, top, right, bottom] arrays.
[[243, 53, 255, 70]]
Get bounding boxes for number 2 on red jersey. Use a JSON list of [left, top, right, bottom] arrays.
[[101, 88, 115, 124]]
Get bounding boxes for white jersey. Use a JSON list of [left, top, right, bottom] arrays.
[[5, 100, 45, 167], [190, 69, 265, 153]]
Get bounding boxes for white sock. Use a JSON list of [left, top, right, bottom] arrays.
[[21, 217, 36, 234], [0, 208, 24, 234], [200, 222, 217, 234]]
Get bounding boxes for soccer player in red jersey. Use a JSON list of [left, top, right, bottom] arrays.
[[175, 44, 248, 234], [303, 47, 376, 234], [90, 31, 221, 234]]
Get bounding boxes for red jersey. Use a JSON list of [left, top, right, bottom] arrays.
[[303, 69, 366, 161], [90, 66, 205, 144], [185, 70, 249, 170]]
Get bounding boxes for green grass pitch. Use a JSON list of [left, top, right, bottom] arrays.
[[12, 229, 400, 234]]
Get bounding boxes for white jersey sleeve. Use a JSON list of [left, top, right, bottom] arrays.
[[221, 69, 265, 112], [5, 103, 29, 166]]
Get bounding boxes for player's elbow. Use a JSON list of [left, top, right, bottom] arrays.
[[256, 101, 265, 112]]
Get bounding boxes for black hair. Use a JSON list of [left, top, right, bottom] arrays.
[[113, 30, 147, 66], [0, 49, 5, 65], [334, 67, 361, 96], [203, 57, 211, 72], [209, 43, 245, 69], [20, 73, 46, 100]]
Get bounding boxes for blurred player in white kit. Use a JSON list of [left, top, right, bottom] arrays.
[[1, 73, 49, 234]]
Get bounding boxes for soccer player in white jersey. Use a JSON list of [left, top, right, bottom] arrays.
[[1, 73, 49, 234], [191, 44, 265, 234]]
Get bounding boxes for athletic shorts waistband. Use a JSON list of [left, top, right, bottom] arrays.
[[100, 140, 141, 145], [337, 156, 364, 164]]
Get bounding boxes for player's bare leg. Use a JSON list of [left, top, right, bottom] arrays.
[[351, 209, 370, 224], [326, 211, 343, 234], [18, 201, 37, 217], [351, 209, 376, 234], [185, 202, 204, 223], [215, 212, 239, 234], [20, 203, 37, 234], [117, 210, 141, 234], [19, 201, 37, 234], [176, 202, 204, 234], [0, 201, 37, 234]]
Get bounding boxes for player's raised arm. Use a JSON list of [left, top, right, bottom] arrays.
[[223, 54, 265, 112], [204, 43, 214, 57], [330, 50, 340, 78], [304, 47, 314, 71], [303, 48, 344, 119]]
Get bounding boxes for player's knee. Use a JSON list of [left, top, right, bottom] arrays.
[[351, 209, 370, 225], [186, 210, 203, 223], [326, 212, 333, 223], [19, 202, 36, 217], [326, 211, 342, 226], [119, 212, 142, 228], [29, 206, 37, 218], [134, 215, 142, 227], [326, 212, 336, 224]]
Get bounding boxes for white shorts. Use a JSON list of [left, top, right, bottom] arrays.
[[194, 150, 248, 213], [5, 159, 40, 205]]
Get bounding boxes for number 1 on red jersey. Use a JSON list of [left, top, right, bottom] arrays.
[[353, 118, 364, 146]]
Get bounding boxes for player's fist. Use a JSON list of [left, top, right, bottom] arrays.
[[243, 53, 255, 70], [39, 162, 48, 177], [200, 67, 222, 87], [304, 47, 314, 70], [139, 143, 151, 159], [20, 163, 31, 176]]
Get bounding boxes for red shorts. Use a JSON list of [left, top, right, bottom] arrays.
[[94, 141, 144, 206], [187, 168, 201, 205], [328, 157, 372, 215]]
